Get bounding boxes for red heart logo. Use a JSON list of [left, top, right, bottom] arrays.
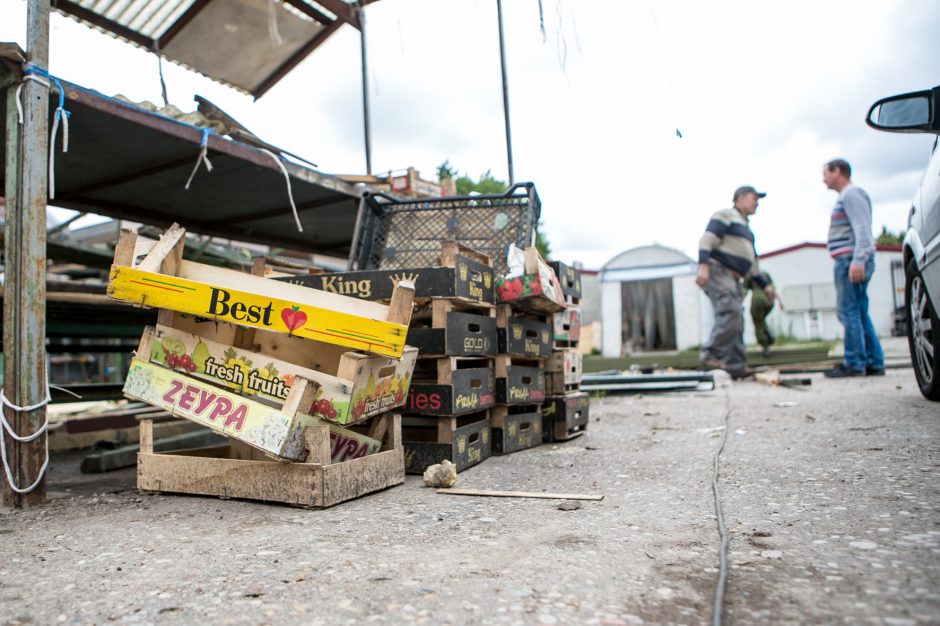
[[280, 306, 308, 332]]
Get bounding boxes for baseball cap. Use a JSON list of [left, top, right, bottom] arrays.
[[733, 185, 767, 201]]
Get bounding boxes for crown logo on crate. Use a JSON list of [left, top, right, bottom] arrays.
[[389, 272, 419, 287], [542, 329, 550, 343], [458, 263, 468, 281], [512, 324, 523, 340], [483, 274, 491, 288]]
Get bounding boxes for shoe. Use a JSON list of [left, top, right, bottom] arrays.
[[761, 347, 771, 358], [700, 358, 727, 372], [823, 364, 865, 378], [866, 367, 885, 376]]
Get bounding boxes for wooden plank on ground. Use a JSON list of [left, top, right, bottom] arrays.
[[437, 488, 604, 501]]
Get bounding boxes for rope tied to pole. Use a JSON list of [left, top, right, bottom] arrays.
[[259, 148, 303, 232], [184, 127, 213, 190], [16, 64, 70, 200], [0, 381, 80, 495]]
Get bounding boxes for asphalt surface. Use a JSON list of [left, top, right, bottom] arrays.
[[1, 365, 938, 626]]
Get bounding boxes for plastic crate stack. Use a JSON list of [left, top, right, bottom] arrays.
[[108, 224, 417, 508], [543, 261, 589, 441]]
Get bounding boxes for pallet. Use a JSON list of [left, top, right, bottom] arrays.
[[274, 241, 495, 306], [406, 357, 496, 415], [490, 404, 542, 454], [136, 414, 405, 508], [107, 225, 414, 359], [406, 298, 497, 357], [402, 410, 491, 474], [495, 304, 552, 358], [494, 354, 546, 404], [541, 391, 589, 442]]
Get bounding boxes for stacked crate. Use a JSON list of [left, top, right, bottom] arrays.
[[401, 244, 497, 473], [287, 242, 498, 475], [543, 261, 589, 441], [107, 225, 417, 508]]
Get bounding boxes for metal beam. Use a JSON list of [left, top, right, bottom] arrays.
[[311, 0, 361, 28], [3, 0, 50, 506], [359, 6, 372, 175], [53, 0, 155, 49]]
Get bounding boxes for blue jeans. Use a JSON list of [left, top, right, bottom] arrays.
[[834, 255, 884, 372]]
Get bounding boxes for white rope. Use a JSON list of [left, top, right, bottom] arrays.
[[260, 148, 303, 232], [0, 387, 51, 495], [268, 0, 284, 44], [185, 128, 213, 190], [0, 378, 81, 494], [14, 74, 50, 123]]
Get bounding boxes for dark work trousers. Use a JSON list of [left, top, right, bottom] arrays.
[[700, 263, 746, 373], [750, 288, 775, 348]]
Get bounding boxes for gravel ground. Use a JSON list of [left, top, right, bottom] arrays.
[[1, 365, 938, 626]]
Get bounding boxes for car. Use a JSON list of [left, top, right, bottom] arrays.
[[867, 86, 940, 399]]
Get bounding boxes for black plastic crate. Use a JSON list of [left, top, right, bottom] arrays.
[[349, 183, 541, 277]]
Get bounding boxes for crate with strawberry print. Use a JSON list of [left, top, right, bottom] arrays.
[[107, 224, 415, 360], [405, 356, 496, 416], [140, 322, 417, 426], [401, 409, 491, 474], [494, 247, 566, 314], [490, 404, 542, 454]]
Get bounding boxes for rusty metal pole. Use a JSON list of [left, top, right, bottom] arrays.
[[358, 7, 372, 176], [3, 0, 50, 506]]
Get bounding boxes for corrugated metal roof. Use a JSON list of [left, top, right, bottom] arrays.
[[50, 0, 380, 97]]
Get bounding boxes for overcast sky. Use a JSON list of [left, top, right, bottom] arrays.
[[2, 0, 938, 269]]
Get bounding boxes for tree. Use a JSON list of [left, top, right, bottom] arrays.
[[437, 161, 552, 260], [876, 225, 903, 245]]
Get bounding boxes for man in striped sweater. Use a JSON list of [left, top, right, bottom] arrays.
[[822, 158, 885, 378], [697, 186, 775, 379]]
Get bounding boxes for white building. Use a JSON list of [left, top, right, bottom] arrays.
[[598, 242, 904, 357]]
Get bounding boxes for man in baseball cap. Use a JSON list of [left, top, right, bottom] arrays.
[[696, 185, 775, 379]]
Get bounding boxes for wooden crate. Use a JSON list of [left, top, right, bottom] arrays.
[[546, 349, 583, 386], [274, 241, 495, 305], [107, 225, 414, 359], [549, 260, 582, 300], [490, 404, 542, 454], [541, 392, 590, 442], [552, 307, 582, 348], [140, 323, 417, 426], [407, 299, 497, 357], [494, 354, 546, 404], [402, 410, 491, 474], [494, 247, 567, 314], [136, 414, 405, 508], [406, 357, 496, 416], [495, 304, 552, 358]]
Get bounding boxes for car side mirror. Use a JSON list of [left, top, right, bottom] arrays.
[[866, 87, 940, 134]]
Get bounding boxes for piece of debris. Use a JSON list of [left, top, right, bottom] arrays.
[[805, 414, 816, 423], [557, 500, 582, 511], [697, 425, 726, 434], [774, 401, 800, 408], [436, 488, 604, 501], [423, 460, 457, 488]]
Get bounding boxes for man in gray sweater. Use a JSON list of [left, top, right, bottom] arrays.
[[822, 158, 885, 378]]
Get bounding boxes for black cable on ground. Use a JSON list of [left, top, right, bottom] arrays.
[[711, 401, 732, 626]]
